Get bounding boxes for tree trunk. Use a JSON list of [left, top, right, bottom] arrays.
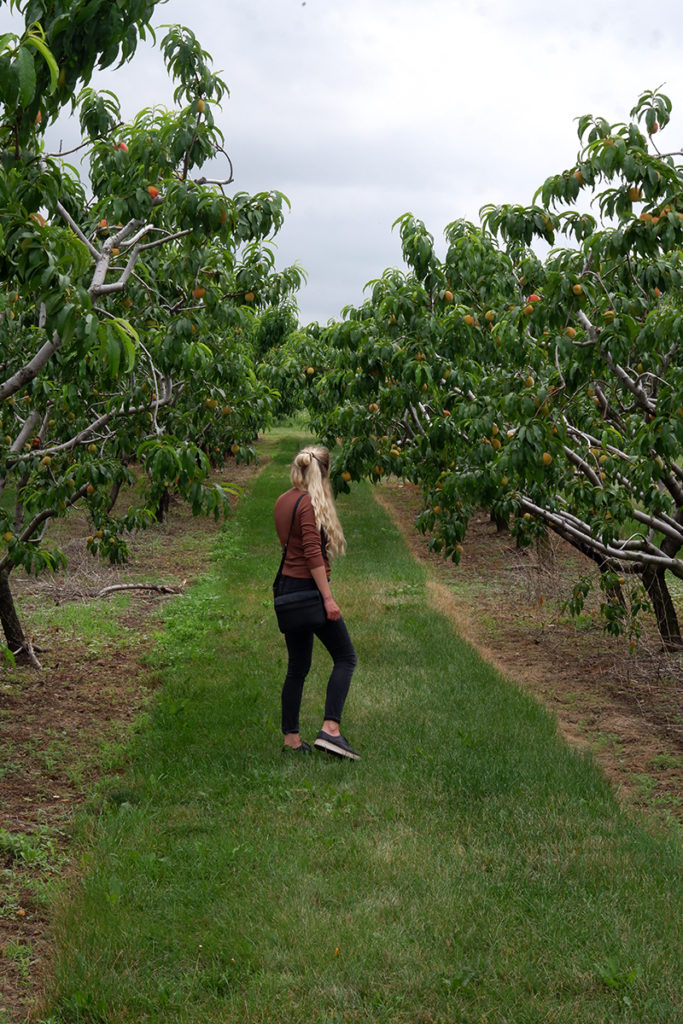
[[106, 453, 130, 514], [155, 486, 171, 523], [0, 566, 27, 656], [12, 471, 29, 533], [642, 566, 682, 650], [107, 477, 124, 515], [490, 510, 508, 533]]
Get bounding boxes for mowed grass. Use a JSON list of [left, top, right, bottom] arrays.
[[41, 434, 682, 1024]]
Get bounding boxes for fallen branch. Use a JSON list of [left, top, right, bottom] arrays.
[[95, 581, 187, 599]]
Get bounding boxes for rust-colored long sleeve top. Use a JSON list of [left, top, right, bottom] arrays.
[[274, 488, 329, 578]]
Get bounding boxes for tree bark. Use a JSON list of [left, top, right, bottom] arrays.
[[106, 451, 130, 515], [155, 486, 171, 523], [490, 510, 508, 533], [0, 566, 27, 656], [107, 477, 124, 515], [642, 566, 682, 650]]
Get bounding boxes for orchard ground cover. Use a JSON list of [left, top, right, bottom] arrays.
[[1, 433, 681, 1023], [0, 455, 257, 1023], [375, 482, 682, 822]]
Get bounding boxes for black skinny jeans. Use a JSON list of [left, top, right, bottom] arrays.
[[279, 575, 357, 735]]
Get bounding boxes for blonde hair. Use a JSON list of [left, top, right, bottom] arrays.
[[290, 445, 346, 559]]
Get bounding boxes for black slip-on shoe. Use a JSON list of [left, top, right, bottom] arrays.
[[281, 741, 313, 755], [314, 731, 361, 761]]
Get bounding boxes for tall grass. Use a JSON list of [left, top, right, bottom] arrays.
[[41, 434, 682, 1024]]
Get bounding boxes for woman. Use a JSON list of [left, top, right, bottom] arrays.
[[273, 445, 359, 759]]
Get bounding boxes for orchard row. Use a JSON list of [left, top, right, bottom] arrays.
[[269, 92, 683, 648]]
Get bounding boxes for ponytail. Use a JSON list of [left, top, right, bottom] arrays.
[[290, 446, 346, 559]]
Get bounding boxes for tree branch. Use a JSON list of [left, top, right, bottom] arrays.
[[0, 484, 91, 574], [95, 580, 187, 599], [519, 497, 683, 575], [7, 385, 174, 463], [0, 330, 63, 402], [56, 200, 99, 258], [561, 444, 602, 487], [138, 228, 194, 251]]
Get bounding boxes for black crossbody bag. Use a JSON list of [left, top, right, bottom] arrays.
[[273, 495, 326, 633]]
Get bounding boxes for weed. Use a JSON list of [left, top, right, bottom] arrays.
[[1, 940, 34, 983], [0, 739, 20, 780], [594, 955, 643, 991], [649, 751, 682, 771], [0, 827, 64, 871]]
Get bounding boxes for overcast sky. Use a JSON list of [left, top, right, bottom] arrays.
[[3, 0, 682, 324]]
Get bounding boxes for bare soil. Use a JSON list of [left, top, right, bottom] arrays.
[[0, 462, 681, 1023]]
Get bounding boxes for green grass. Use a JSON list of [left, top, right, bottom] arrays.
[[26, 595, 138, 653], [40, 434, 683, 1024]]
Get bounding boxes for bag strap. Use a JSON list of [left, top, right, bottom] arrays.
[[274, 493, 305, 585]]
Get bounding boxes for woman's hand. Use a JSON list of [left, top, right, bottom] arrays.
[[311, 565, 341, 621]]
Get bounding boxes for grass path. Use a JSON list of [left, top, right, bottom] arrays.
[[43, 433, 682, 1024]]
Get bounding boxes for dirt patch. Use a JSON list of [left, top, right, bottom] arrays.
[[374, 479, 682, 824]]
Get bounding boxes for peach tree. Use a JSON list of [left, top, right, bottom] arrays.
[[258, 318, 329, 422], [303, 91, 683, 649], [0, 1, 303, 659]]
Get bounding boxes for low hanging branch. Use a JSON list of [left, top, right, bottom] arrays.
[[7, 382, 175, 465], [518, 495, 683, 576]]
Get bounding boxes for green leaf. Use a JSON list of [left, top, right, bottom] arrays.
[[110, 316, 139, 345], [14, 45, 36, 107], [58, 304, 77, 347], [84, 313, 98, 346], [107, 332, 121, 378], [623, 153, 636, 179], [98, 323, 121, 378], [25, 30, 59, 94], [0, 55, 18, 106], [0, 33, 18, 54], [110, 318, 139, 372]]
